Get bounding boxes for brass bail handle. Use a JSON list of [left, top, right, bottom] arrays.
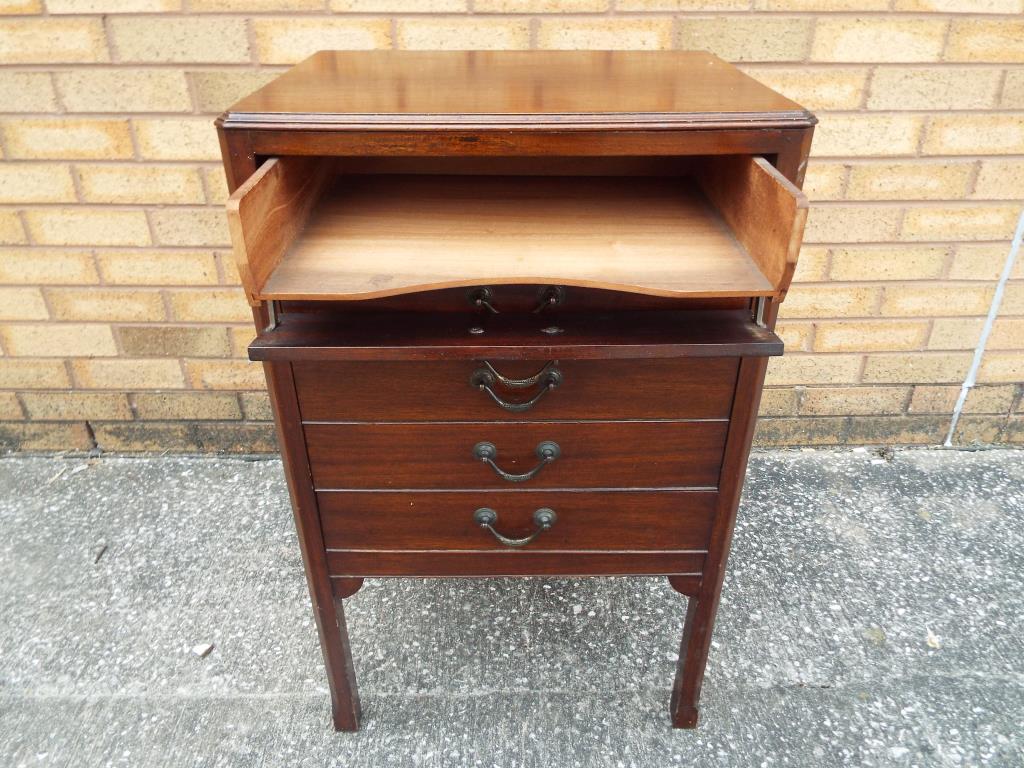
[[470, 364, 562, 413], [473, 507, 558, 548], [473, 440, 560, 483]]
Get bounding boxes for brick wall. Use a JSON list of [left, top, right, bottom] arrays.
[[0, 1, 1022, 452]]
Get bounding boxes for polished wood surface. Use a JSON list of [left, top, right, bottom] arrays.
[[326, 550, 706, 578], [227, 157, 333, 306], [249, 309, 784, 362], [230, 169, 806, 302], [293, 358, 738, 422], [223, 51, 813, 131], [305, 421, 728, 491], [319, 491, 716, 552], [219, 50, 817, 733]]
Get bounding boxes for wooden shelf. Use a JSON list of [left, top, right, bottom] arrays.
[[228, 156, 807, 306], [248, 309, 784, 361]]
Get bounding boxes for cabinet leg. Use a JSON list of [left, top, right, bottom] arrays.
[[669, 592, 717, 729], [326, 596, 361, 731]]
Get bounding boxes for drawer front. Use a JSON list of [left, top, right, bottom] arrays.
[[305, 421, 727, 490], [294, 358, 738, 422], [319, 491, 716, 551]]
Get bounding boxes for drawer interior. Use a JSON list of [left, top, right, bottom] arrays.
[[227, 155, 807, 307]]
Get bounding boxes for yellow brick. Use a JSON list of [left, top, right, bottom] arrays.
[[862, 352, 972, 383], [0, 287, 47, 320], [0, 210, 26, 244], [845, 162, 972, 202], [811, 18, 946, 63], [775, 321, 812, 351], [758, 387, 799, 417], [0, 392, 22, 421], [134, 119, 222, 161], [185, 359, 266, 390], [755, 416, 849, 447], [1002, 70, 1024, 109], [830, 246, 948, 281], [923, 115, 1024, 156], [77, 165, 205, 205], [867, 67, 1001, 110], [676, 18, 812, 62], [23, 208, 151, 247], [765, 354, 863, 385], [792, 246, 830, 282], [0, 423, 94, 451], [483, 0, 604, 9], [190, 70, 283, 113], [814, 320, 929, 352], [96, 250, 218, 286], [538, 19, 672, 50], [928, 318, 983, 350], [0, 248, 97, 284], [881, 284, 994, 317], [800, 386, 908, 415], [804, 205, 902, 244], [1, 323, 117, 357], [228, 325, 256, 358], [948, 243, 1023, 281], [946, 20, 1024, 63], [755, 0, 888, 7], [2, 118, 133, 160], [150, 209, 230, 248], [0, 0, 41, 12], [47, 0, 180, 10], [978, 352, 1024, 383], [908, 385, 958, 414], [740, 67, 868, 111], [972, 160, 1024, 201], [812, 114, 923, 157], [989, 318, 1024, 350], [20, 392, 132, 421], [802, 163, 846, 201], [961, 385, 1017, 413], [900, 205, 1020, 242], [73, 359, 185, 389], [46, 288, 166, 322], [780, 285, 880, 318], [203, 168, 230, 206], [396, 19, 528, 51], [0, 72, 57, 112], [240, 391, 272, 420], [192, 0, 317, 8], [896, 0, 1022, 9], [219, 251, 242, 285], [848, 415, 949, 444], [1002, 282, 1024, 314], [133, 392, 241, 420], [56, 70, 191, 113], [0, 18, 108, 64], [0, 359, 69, 389], [0, 163, 76, 204], [254, 19, 391, 64], [168, 289, 251, 322], [110, 17, 249, 64]]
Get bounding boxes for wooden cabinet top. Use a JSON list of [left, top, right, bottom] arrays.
[[221, 50, 815, 132]]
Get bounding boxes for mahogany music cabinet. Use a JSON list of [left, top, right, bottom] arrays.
[[217, 51, 815, 731]]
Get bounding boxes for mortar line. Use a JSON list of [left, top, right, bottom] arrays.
[[944, 208, 1024, 446]]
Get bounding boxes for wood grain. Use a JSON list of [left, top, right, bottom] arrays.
[[696, 156, 808, 299], [326, 550, 706, 578], [319, 491, 717, 552], [222, 51, 813, 132], [304, 421, 728, 490], [250, 309, 783, 362], [255, 174, 779, 302], [226, 156, 333, 306], [293, 358, 738, 422]]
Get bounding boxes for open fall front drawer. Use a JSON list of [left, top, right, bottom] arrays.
[[227, 155, 808, 308]]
